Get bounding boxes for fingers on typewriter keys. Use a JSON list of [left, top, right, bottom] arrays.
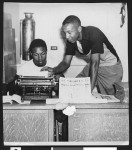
[[48, 72, 54, 77], [40, 66, 48, 71]]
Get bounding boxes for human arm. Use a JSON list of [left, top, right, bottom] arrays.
[[76, 53, 100, 92], [76, 63, 90, 78], [40, 55, 73, 75], [90, 53, 100, 92]]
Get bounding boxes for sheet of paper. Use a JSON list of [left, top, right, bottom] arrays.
[[3, 94, 30, 104], [92, 91, 120, 102], [18, 70, 49, 77], [59, 77, 91, 99], [3, 95, 12, 104], [59, 77, 107, 103], [46, 98, 60, 104]]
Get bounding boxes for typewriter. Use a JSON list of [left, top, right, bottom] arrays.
[[15, 75, 58, 101]]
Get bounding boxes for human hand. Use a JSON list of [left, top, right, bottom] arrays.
[[40, 66, 53, 73], [54, 74, 61, 82]]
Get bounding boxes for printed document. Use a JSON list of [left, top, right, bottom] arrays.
[[59, 77, 107, 103]]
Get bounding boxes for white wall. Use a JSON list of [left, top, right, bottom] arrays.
[[4, 3, 128, 82]]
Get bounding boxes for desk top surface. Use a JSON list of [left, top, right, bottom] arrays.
[[3, 102, 129, 110]]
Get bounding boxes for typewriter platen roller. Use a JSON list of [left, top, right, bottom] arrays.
[[15, 75, 58, 101]]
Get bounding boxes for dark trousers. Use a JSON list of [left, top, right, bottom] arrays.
[[54, 109, 68, 141]]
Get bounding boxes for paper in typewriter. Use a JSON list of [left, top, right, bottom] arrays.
[[59, 77, 107, 103], [17, 60, 49, 77]]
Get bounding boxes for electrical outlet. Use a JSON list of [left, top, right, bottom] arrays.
[[51, 46, 57, 50]]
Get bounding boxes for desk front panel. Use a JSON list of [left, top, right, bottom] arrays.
[[3, 109, 54, 142], [68, 108, 129, 142]]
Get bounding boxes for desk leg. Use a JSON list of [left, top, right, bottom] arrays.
[[48, 109, 54, 141]]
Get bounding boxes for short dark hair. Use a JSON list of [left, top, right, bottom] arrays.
[[62, 15, 81, 26], [29, 39, 47, 53]]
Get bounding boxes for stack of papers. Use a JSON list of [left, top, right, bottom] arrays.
[[3, 94, 30, 104]]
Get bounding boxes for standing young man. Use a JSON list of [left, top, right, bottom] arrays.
[[41, 15, 124, 99]]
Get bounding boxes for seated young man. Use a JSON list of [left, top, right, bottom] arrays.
[[17, 39, 68, 141]]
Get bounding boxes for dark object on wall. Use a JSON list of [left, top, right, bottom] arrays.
[[21, 13, 35, 60], [120, 3, 126, 28]]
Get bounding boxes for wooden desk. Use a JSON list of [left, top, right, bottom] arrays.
[[3, 102, 129, 145], [3, 104, 55, 142], [68, 103, 129, 143]]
